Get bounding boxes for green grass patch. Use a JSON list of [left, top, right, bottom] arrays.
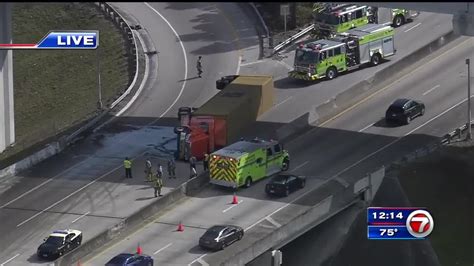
[[398, 144, 473, 266], [1, 2, 130, 160]]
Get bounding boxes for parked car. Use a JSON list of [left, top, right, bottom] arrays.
[[37, 229, 82, 260], [385, 98, 425, 124], [265, 174, 306, 197], [105, 253, 153, 266], [199, 225, 244, 250]]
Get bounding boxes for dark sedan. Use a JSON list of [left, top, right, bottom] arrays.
[[265, 174, 306, 197], [199, 225, 244, 250], [105, 253, 154, 266], [37, 229, 82, 260], [385, 98, 425, 124]]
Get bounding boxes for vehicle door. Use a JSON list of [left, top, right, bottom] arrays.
[[287, 175, 297, 191], [317, 50, 329, 76], [226, 228, 238, 243], [406, 101, 417, 118], [220, 228, 232, 245], [65, 234, 74, 250], [265, 147, 276, 176]]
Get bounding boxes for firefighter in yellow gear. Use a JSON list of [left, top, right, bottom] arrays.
[[124, 157, 132, 178], [152, 171, 164, 197], [144, 159, 153, 182]]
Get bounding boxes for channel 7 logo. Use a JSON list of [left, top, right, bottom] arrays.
[[0, 31, 98, 50]]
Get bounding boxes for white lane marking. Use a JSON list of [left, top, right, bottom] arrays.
[[272, 96, 293, 110], [222, 200, 243, 213], [189, 254, 207, 266], [245, 93, 474, 233], [0, 159, 89, 209], [265, 217, 281, 228], [240, 59, 265, 66], [292, 161, 308, 172], [16, 151, 147, 227], [115, 32, 151, 117], [0, 254, 20, 265], [358, 122, 375, 132], [404, 22, 421, 32], [197, 258, 210, 266], [236, 55, 242, 74], [144, 2, 188, 120], [71, 211, 90, 224], [154, 243, 173, 255], [422, 84, 440, 96]]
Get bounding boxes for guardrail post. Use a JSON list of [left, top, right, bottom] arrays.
[[444, 133, 451, 144], [456, 128, 462, 139]]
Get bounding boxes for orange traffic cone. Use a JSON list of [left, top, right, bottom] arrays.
[[232, 193, 239, 204], [136, 243, 142, 255], [177, 221, 184, 232]]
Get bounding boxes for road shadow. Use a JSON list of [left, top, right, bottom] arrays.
[[136, 196, 156, 201], [179, 76, 201, 82], [188, 245, 212, 255], [27, 253, 57, 264], [373, 117, 403, 128]]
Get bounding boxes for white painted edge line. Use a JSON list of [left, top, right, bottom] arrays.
[[358, 122, 375, 132], [115, 31, 150, 117], [244, 93, 474, 233], [291, 161, 308, 172], [0, 158, 90, 209], [153, 243, 173, 255], [222, 200, 243, 213], [16, 151, 148, 227], [71, 211, 90, 224], [0, 254, 20, 265], [236, 55, 242, 75], [189, 254, 207, 266], [145, 2, 188, 122], [197, 257, 210, 266], [272, 96, 293, 110], [240, 59, 265, 66], [404, 22, 421, 33], [109, 3, 139, 110], [422, 84, 440, 96], [265, 216, 281, 228]]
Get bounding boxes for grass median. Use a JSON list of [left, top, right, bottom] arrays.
[[398, 142, 473, 266], [0, 3, 130, 163]]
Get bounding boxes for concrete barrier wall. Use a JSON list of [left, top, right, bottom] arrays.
[[277, 30, 460, 142], [55, 172, 209, 266]]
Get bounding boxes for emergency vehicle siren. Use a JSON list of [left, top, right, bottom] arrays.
[[232, 193, 239, 204], [177, 221, 184, 232], [136, 243, 143, 255]]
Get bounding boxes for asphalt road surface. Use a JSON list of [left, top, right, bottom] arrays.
[[84, 33, 474, 266], [0, 5, 457, 266]]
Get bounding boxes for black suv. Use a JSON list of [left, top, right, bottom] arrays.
[[385, 98, 425, 124]]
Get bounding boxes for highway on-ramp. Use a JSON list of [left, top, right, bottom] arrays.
[[84, 34, 474, 265], [0, 3, 258, 265]]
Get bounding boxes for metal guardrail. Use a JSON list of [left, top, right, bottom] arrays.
[[273, 24, 314, 53], [441, 120, 474, 144]]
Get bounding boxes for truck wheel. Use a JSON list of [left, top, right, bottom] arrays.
[[244, 177, 252, 188], [370, 53, 381, 66], [393, 15, 405, 27], [326, 67, 337, 80], [281, 158, 290, 171]]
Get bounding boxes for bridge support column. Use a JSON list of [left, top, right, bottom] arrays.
[[246, 249, 283, 266], [452, 10, 474, 36], [0, 2, 15, 153]]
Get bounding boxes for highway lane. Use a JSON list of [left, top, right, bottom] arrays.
[[84, 34, 474, 266], [0, 3, 259, 265]]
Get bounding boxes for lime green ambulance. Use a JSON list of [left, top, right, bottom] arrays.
[[209, 138, 290, 189], [289, 24, 395, 81]]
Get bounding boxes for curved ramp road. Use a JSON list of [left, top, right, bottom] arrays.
[[0, 3, 260, 265], [84, 36, 473, 266]]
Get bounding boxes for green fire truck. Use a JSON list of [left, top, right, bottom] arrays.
[[312, 3, 419, 38], [289, 24, 396, 81], [209, 138, 290, 189]]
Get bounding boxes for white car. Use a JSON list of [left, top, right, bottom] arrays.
[[37, 229, 83, 260]]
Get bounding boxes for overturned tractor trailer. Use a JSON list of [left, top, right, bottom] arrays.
[[312, 3, 419, 38], [289, 24, 396, 81], [174, 75, 274, 161]]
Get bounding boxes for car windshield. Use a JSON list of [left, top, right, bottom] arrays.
[[271, 176, 288, 184], [45, 236, 64, 245], [107, 256, 128, 264], [205, 226, 224, 238], [388, 106, 404, 113], [295, 49, 318, 65]]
